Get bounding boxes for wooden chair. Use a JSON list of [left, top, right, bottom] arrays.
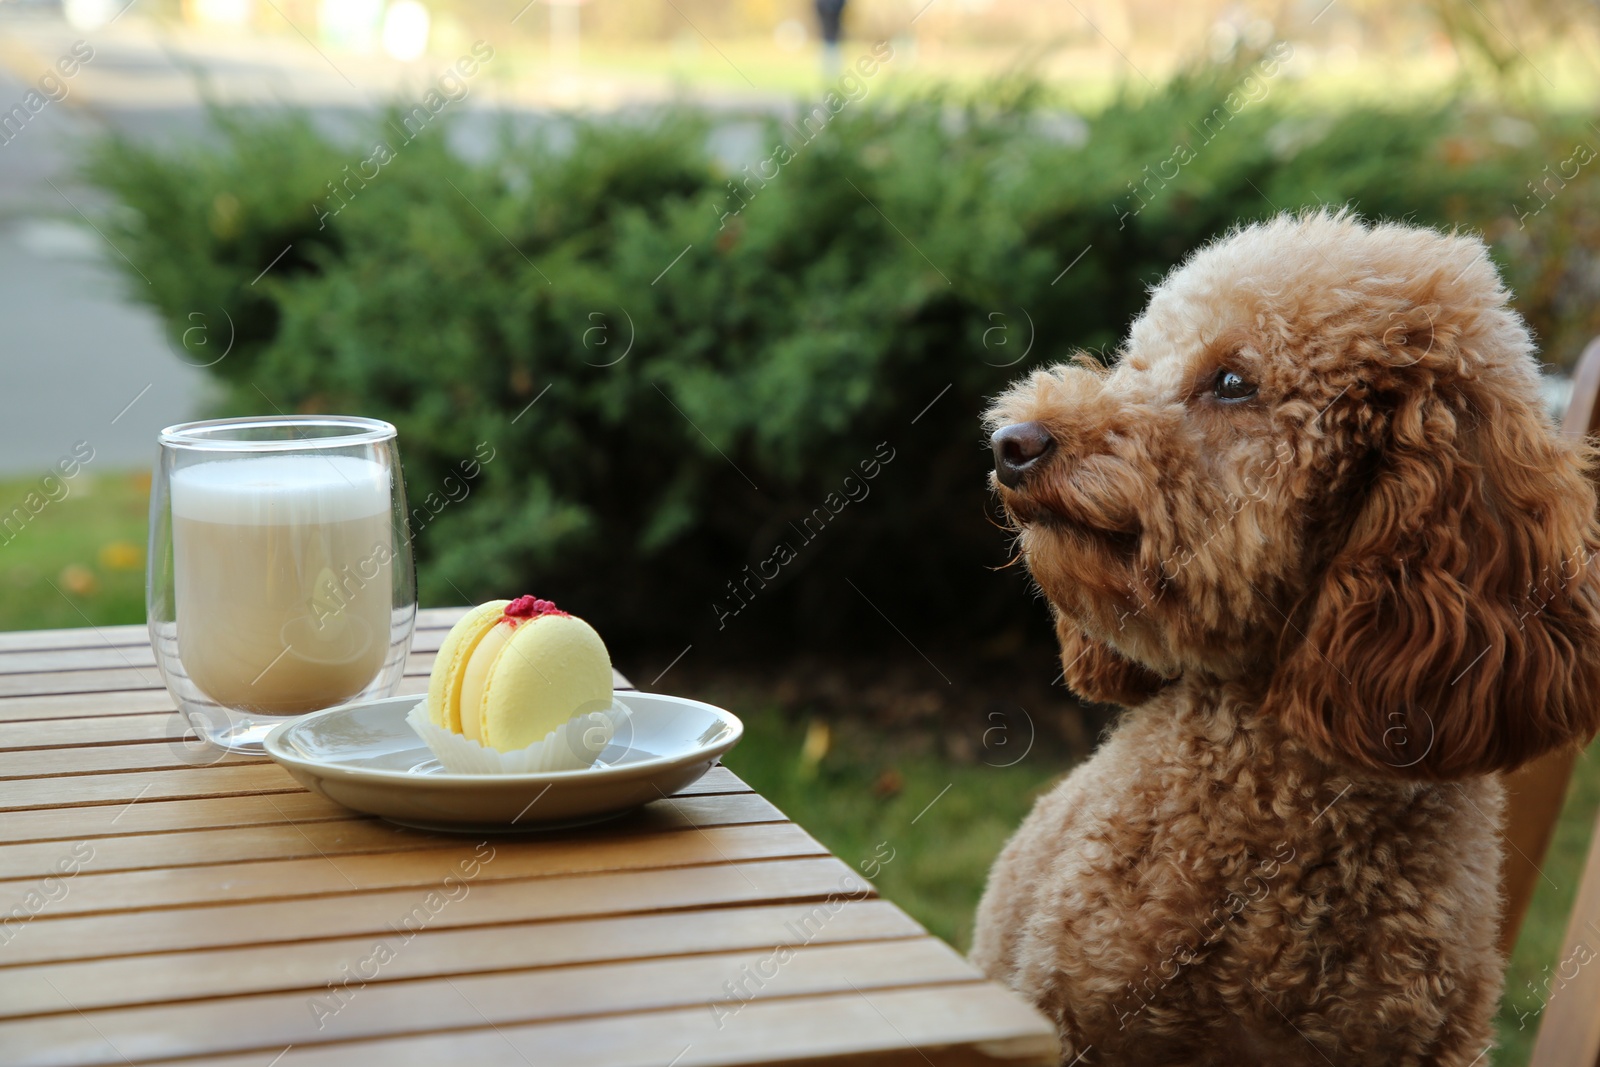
[[1528, 823, 1600, 1065], [1503, 335, 1600, 1067]]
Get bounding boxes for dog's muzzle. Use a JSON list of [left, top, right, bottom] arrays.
[[991, 421, 1055, 488]]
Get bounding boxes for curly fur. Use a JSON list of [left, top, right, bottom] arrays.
[[973, 212, 1600, 1066]]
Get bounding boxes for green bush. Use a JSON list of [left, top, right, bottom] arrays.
[[80, 62, 1600, 652]]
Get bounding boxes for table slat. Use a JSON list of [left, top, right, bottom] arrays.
[[102, 986, 1058, 1067], [0, 761, 748, 817], [0, 744, 270, 780], [0, 899, 923, 1019], [0, 763, 305, 812], [0, 790, 357, 844], [0, 624, 151, 653], [0, 856, 863, 966], [17, 821, 825, 918], [0, 690, 189, 724], [0, 713, 192, 751], [0, 793, 787, 880], [2, 940, 985, 1067]]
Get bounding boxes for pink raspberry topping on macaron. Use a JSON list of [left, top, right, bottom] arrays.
[[503, 595, 567, 621]]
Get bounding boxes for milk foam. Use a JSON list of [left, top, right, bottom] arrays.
[[171, 455, 390, 525]]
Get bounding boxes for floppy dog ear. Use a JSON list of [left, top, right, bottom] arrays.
[[1267, 307, 1600, 779], [1056, 613, 1168, 708]]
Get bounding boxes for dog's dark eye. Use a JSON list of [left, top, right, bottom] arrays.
[[1213, 369, 1257, 402]]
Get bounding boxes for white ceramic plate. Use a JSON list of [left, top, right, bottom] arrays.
[[263, 692, 743, 833]]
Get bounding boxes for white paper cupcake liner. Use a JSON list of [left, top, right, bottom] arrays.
[[406, 696, 632, 774]]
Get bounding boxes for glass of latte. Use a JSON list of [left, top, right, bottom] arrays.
[[147, 416, 417, 751]]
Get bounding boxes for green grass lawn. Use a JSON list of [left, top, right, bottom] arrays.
[[0, 471, 150, 632], [4, 468, 1596, 1064], [717, 709, 1065, 950]]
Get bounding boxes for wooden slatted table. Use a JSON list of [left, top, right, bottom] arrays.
[[0, 607, 1058, 1067]]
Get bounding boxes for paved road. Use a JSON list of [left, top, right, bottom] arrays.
[[0, 7, 322, 478], [0, 28, 208, 477], [0, 213, 210, 479]]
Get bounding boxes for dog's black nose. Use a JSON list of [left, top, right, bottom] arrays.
[[991, 422, 1054, 488]]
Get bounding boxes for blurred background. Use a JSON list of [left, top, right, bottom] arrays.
[[2, 0, 1598, 1059]]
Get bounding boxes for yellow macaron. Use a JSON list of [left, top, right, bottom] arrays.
[[427, 596, 613, 752], [425, 600, 509, 734]]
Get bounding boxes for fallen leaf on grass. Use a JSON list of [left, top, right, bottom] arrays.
[[98, 541, 142, 570], [59, 564, 97, 597]]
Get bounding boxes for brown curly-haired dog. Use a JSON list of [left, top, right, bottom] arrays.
[[973, 211, 1600, 1066]]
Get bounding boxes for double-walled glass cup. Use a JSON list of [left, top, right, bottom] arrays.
[[148, 416, 417, 751]]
